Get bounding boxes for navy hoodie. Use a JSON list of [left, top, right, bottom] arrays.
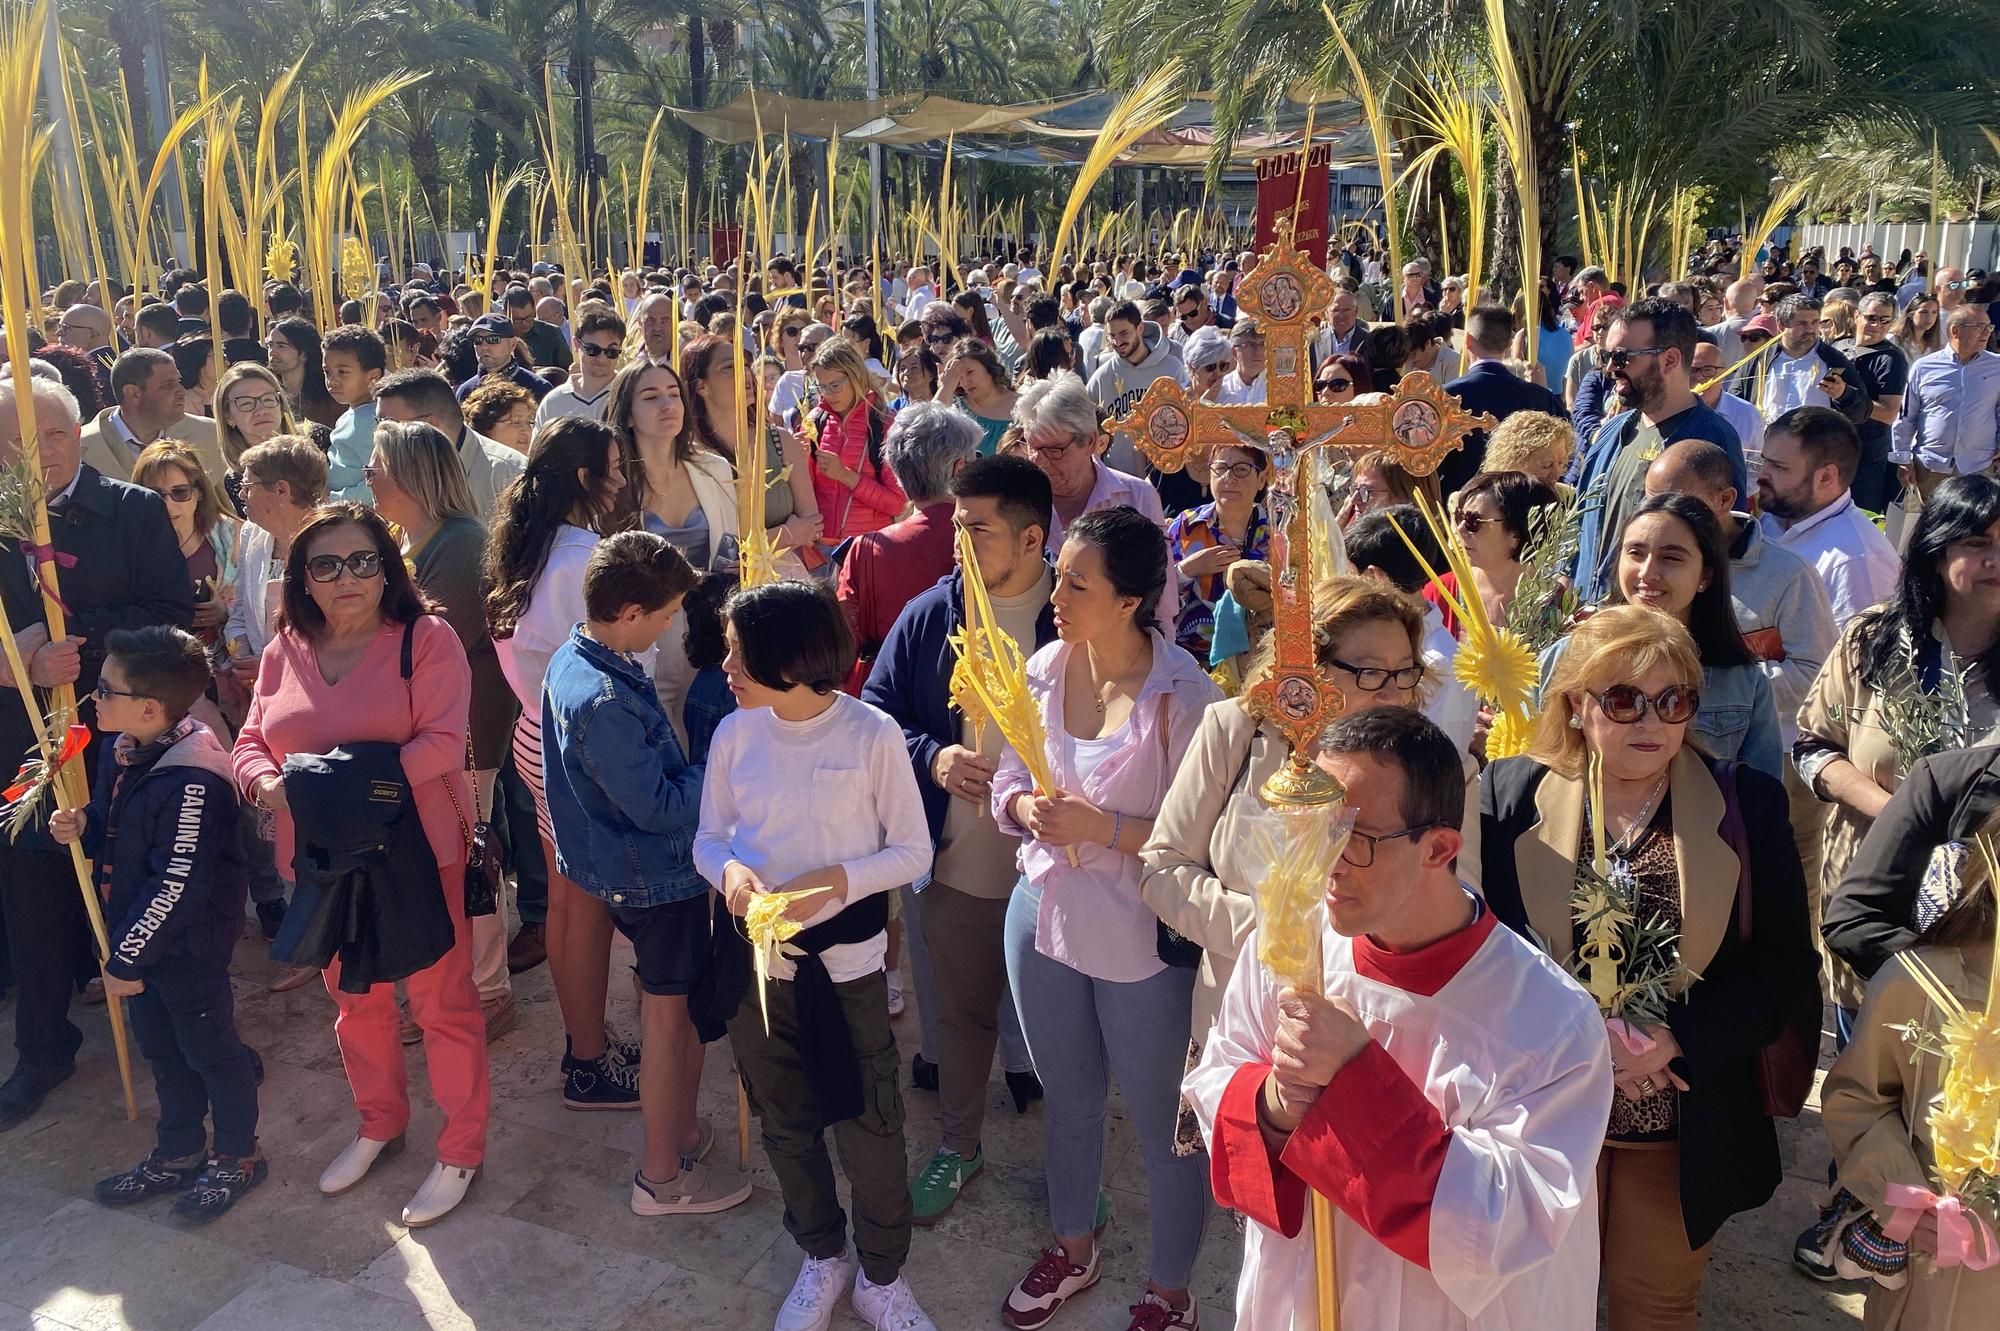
[[78, 721, 247, 982]]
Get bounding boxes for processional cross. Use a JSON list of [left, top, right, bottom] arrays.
[[1106, 219, 1494, 807]]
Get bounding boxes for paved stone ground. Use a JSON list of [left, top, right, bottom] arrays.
[[0, 920, 1868, 1330]]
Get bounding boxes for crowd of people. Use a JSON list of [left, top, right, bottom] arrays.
[[0, 223, 1994, 1331]]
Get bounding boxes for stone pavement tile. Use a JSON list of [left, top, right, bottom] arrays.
[[502, 1140, 787, 1282], [1778, 1105, 1834, 1182], [0, 1199, 293, 1331], [0, 1183, 71, 1248], [611, 1265, 785, 1331], [1711, 1172, 1835, 1269], [352, 1207, 678, 1331], [0, 1302, 86, 1331], [190, 1268, 474, 1331], [1698, 1246, 1865, 1327], [910, 1154, 1054, 1263], [0, 1096, 154, 1197]]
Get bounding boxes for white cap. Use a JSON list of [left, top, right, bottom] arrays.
[[1184, 325, 1232, 370]]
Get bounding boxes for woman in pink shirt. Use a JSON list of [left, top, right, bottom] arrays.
[[801, 337, 905, 552], [993, 506, 1221, 1331], [233, 503, 488, 1228]]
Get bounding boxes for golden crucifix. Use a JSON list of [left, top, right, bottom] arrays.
[[1107, 219, 1492, 805]]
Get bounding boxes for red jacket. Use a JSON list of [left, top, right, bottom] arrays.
[[836, 502, 957, 694], [808, 395, 906, 540]]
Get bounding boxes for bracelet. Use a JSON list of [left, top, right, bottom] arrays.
[[1110, 811, 1124, 848]]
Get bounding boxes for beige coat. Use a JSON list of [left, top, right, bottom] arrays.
[[1822, 945, 1997, 1330], [1138, 697, 1482, 1042], [79, 408, 228, 488]]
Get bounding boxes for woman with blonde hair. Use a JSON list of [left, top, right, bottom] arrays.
[[804, 335, 905, 551], [213, 362, 299, 513], [1482, 409, 1576, 492], [1337, 447, 1441, 528], [1480, 604, 1819, 1331]]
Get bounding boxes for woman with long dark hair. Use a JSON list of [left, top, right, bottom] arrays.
[[1797, 474, 2000, 1029], [485, 418, 635, 1109], [677, 333, 820, 562]]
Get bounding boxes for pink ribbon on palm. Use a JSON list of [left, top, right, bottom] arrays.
[[1882, 1183, 2000, 1270], [18, 540, 75, 614]]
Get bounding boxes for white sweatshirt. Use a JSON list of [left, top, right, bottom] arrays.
[[694, 692, 932, 983]]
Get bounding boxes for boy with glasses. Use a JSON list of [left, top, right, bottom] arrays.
[[536, 305, 627, 428]]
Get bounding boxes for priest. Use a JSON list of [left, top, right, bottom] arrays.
[[1185, 708, 1612, 1329]]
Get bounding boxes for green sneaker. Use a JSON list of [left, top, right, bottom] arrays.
[[910, 1146, 983, 1224]]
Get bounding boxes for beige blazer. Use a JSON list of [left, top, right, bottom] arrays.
[[79, 409, 229, 488]]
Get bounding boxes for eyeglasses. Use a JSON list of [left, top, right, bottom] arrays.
[[1341, 821, 1441, 868], [91, 680, 152, 703], [1605, 347, 1667, 369], [1317, 377, 1352, 393], [227, 392, 282, 414], [1208, 460, 1260, 481], [1588, 683, 1699, 725], [1328, 658, 1424, 693], [361, 464, 383, 483], [149, 484, 198, 503], [304, 551, 384, 583], [578, 341, 621, 359]]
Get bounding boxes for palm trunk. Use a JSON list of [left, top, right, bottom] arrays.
[[684, 14, 708, 258], [110, 0, 153, 147]]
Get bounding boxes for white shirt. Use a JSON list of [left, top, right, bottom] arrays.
[[767, 369, 808, 421], [693, 693, 932, 984], [1712, 391, 1765, 458], [533, 379, 612, 428], [495, 525, 601, 708], [1760, 492, 1901, 629], [1761, 346, 1834, 419], [1215, 369, 1267, 405], [1187, 910, 1611, 1331], [1420, 605, 1479, 755]]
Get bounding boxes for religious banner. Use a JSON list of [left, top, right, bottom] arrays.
[[710, 223, 744, 267], [1253, 144, 1331, 270]]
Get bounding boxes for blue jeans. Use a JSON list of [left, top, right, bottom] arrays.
[[1004, 881, 1207, 1289]]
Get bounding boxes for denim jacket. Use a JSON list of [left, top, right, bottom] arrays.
[[1539, 638, 1784, 781], [543, 626, 708, 906]]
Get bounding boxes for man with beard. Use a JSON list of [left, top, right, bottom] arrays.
[[1755, 294, 1871, 425], [1758, 407, 1900, 630], [1570, 298, 1744, 601]]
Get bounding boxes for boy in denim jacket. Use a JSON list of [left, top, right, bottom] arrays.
[[542, 532, 752, 1216]]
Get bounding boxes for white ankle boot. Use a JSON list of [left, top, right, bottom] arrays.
[[318, 1133, 404, 1196], [402, 1162, 477, 1227]]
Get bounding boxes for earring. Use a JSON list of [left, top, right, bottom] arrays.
[[1568, 715, 1583, 729]]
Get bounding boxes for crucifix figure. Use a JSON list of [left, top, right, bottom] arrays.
[[1104, 218, 1494, 807]]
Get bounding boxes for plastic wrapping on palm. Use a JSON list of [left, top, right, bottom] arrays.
[[1245, 801, 1357, 990]]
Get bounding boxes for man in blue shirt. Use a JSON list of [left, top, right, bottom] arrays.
[[457, 313, 556, 404], [1571, 298, 1744, 601], [1893, 304, 2000, 497]]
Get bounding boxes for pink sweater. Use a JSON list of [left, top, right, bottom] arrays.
[[808, 396, 906, 539], [233, 615, 473, 873]]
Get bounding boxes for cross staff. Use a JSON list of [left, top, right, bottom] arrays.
[[1105, 219, 1491, 1329]]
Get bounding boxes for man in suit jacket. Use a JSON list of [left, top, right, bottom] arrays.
[[78, 347, 228, 486], [0, 372, 194, 1131], [373, 367, 526, 522], [1441, 306, 1570, 494]]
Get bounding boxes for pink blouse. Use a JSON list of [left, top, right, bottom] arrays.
[[992, 634, 1221, 982], [233, 615, 473, 873]]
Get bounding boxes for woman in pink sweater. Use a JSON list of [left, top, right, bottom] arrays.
[[801, 337, 905, 551], [234, 503, 488, 1229]]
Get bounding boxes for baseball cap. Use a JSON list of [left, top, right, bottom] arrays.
[[1183, 325, 1232, 370], [472, 313, 514, 336], [1740, 313, 1781, 338]]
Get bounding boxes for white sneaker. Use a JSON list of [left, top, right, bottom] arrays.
[[886, 972, 906, 1019], [317, 1133, 403, 1196], [852, 1271, 937, 1331], [773, 1248, 859, 1331], [401, 1162, 476, 1227]]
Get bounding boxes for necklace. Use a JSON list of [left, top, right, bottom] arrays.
[[1596, 771, 1670, 861], [1088, 639, 1150, 715]]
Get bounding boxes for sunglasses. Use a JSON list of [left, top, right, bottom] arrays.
[[305, 551, 384, 583], [149, 483, 199, 503], [578, 341, 621, 359], [1454, 511, 1497, 534], [1605, 347, 1667, 369], [1944, 280, 1972, 291], [1318, 377, 1352, 393], [472, 333, 506, 346], [1588, 683, 1699, 725]]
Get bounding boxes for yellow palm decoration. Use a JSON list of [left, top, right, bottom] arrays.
[[1387, 494, 1540, 755], [744, 887, 832, 1036]]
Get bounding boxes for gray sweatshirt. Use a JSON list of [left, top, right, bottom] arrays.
[[1088, 321, 1188, 474], [1727, 512, 1837, 748]]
